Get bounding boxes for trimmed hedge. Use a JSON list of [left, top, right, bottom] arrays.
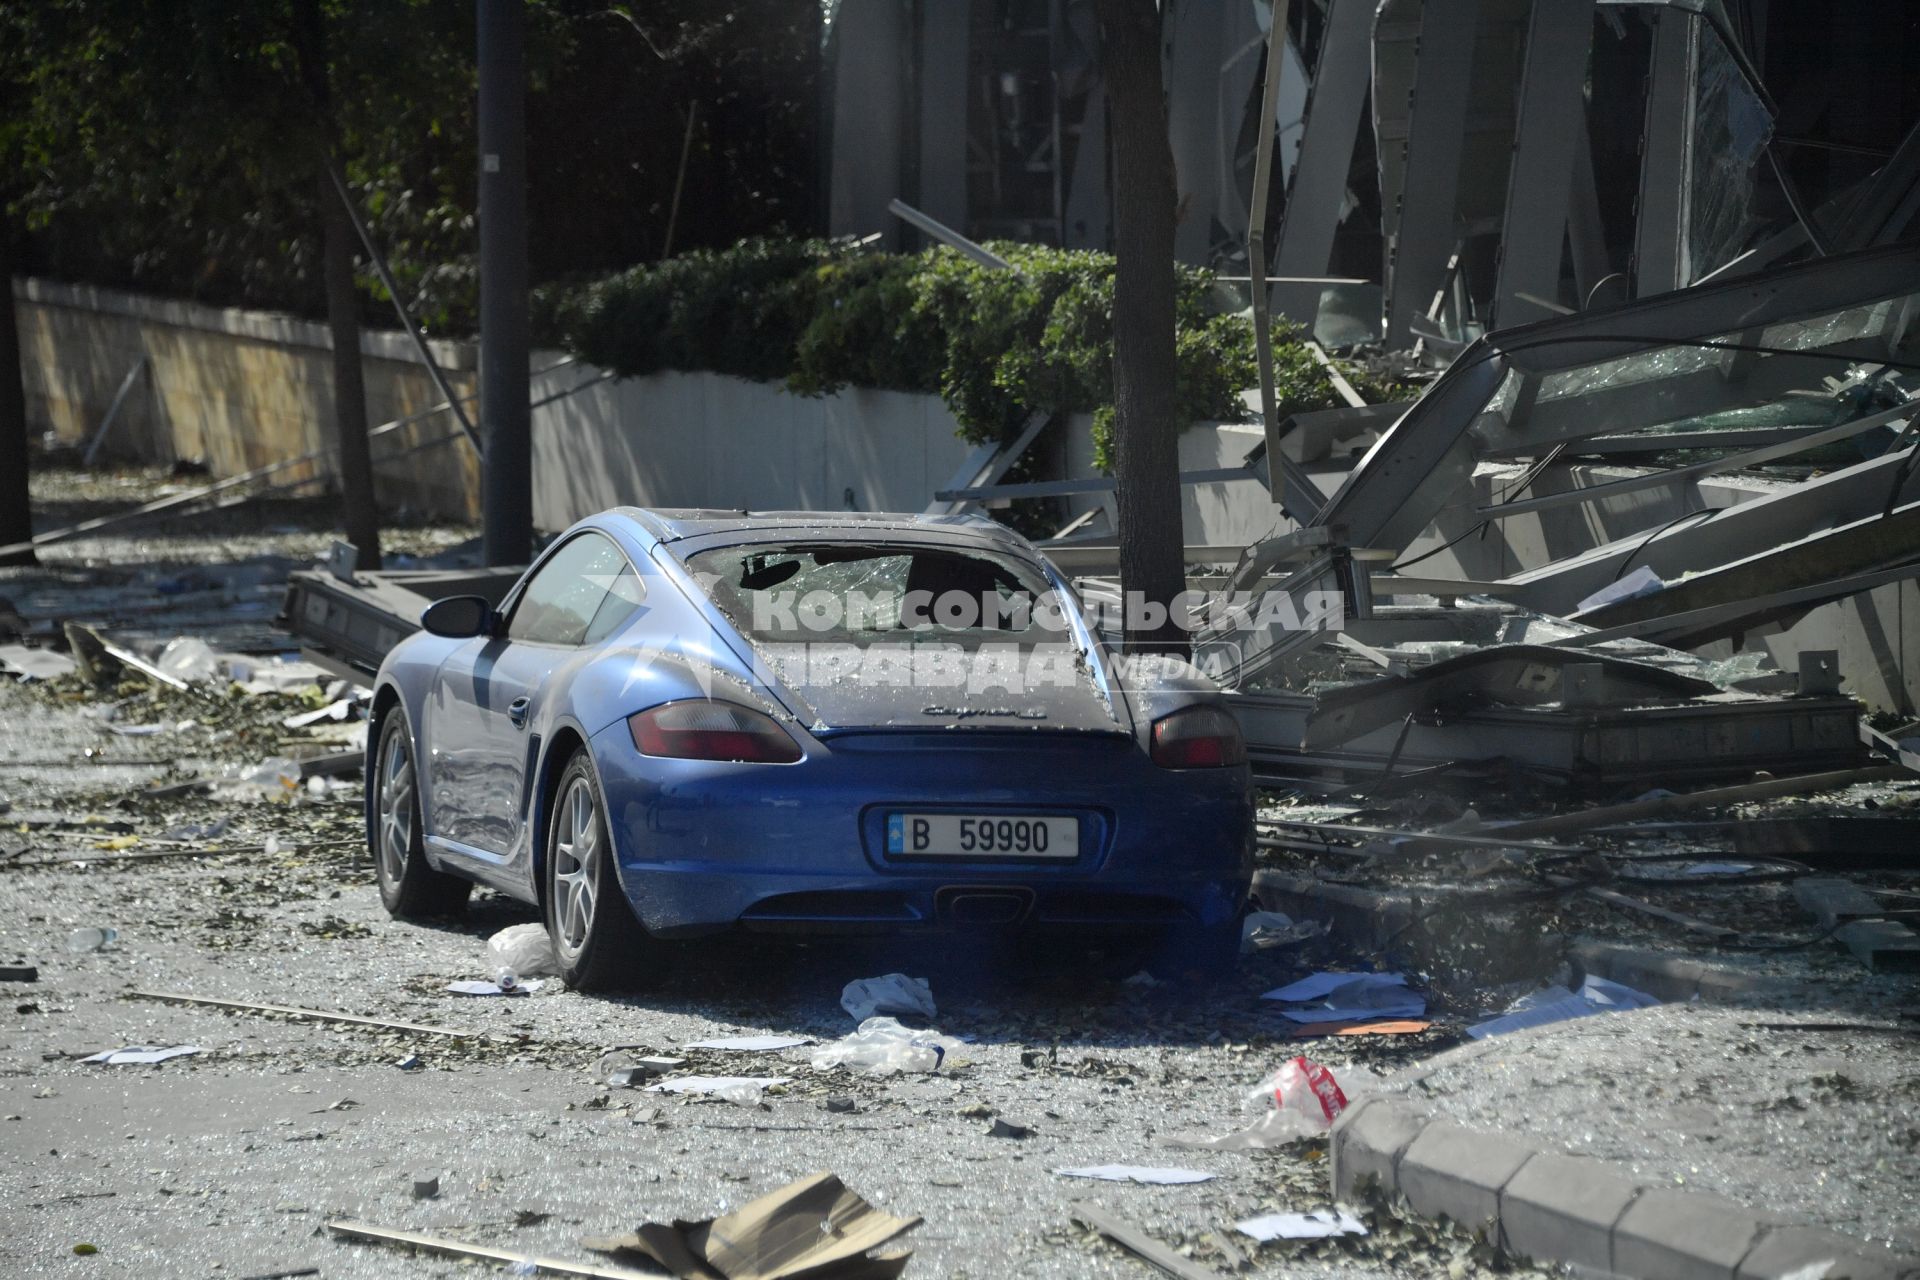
[[555, 238, 1365, 468]]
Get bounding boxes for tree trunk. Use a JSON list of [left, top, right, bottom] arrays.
[[1094, 0, 1186, 655], [292, 0, 380, 571], [0, 233, 35, 566], [318, 172, 383, 572]]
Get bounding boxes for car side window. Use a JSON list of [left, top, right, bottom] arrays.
[[583, 564, 647, 644], [506, 532, 628, 646]]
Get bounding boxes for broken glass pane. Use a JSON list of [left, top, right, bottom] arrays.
[[1686, 23, 1771, 283]]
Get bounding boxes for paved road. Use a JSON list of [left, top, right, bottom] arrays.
[[0, 681, 1462, 1280]]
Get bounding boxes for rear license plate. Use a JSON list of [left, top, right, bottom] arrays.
[[886, 813, 1078, 859]]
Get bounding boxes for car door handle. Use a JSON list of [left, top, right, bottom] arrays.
[[507, 696, 531, 729]]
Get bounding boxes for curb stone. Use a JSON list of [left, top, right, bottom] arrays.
[[1326, 1100, 1920, 1280]]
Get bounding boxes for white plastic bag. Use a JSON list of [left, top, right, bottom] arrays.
[[811, 1017, 964, 1075], [487, 923, 559, 978], [840, 973, 936, 1022], [156, 637, 222, 685], [1169, 1055, 1368, 1151], [219, 756, 300, 802], [1243, 1055, 1350, 1135]]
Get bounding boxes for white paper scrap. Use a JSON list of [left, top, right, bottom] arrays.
[[1262, 972, 1425, 1023], [645, 1075, 791, 1095], [445, 980, 541, 996], [1054, 1165, 1214, 1185], [681, 1035, 812, 1051], [1263, 971, 1405, 1002], [83, 1045, 202, 1065], [1236, 1209, 1368, 1241]]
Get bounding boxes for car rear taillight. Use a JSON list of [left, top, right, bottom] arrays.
[[628, 701, 803, 763], [1150, 705, 1247, 769]]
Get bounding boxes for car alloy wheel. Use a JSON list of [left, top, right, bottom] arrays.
[[376, 729, 414, 889], [543, 748, 661, 991], [550, 775, 600, 959], [372, 711, 470, 918]]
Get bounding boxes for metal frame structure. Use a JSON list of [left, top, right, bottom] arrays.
[[1193, 241, 1920, 685]]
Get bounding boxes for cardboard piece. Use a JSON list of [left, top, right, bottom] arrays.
[[583, 1171, 919, 1280], [1287, 1018, 1432, 1038]]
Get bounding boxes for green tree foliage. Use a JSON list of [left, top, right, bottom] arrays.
[[3, 1, 477, 325], [560, 237, 1373, 466], [2, 2, 820, 333]]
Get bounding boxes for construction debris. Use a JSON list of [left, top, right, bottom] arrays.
[[130, 990, 475, 1039], [82, 1045, 200, 1065], [329, 1219, 660, 1279], [1071, 1203, 1227, 1280], [579, 1171, 919, 1280]]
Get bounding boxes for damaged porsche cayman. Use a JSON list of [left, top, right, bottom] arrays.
[[365, 508, 1254, 989]]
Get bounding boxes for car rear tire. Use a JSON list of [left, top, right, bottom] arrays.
[[544, 748, 666, 992], [373, 711, 471, 918]]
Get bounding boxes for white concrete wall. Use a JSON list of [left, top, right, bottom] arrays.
[[1060, 414, 1285, 548], [15, 277, 481, 519], [527, 360, 982, 526]]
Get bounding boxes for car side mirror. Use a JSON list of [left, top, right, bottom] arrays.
[[421, 595, 495, 638]]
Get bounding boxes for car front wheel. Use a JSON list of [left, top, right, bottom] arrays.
[[372, 711, 471, 918], [544, 748, 665, 991]]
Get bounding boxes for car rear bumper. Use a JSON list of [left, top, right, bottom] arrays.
[[589, 725, 1254, 937]]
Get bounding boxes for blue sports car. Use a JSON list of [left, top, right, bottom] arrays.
[[366, 508, 1254, 989]]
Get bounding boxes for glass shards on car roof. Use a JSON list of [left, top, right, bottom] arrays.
[[688, 543, 1064, 650]]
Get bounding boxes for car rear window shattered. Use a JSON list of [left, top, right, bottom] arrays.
[[687, 542, 1101, 698]]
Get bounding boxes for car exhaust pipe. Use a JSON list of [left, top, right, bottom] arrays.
[[937, 886, 1035, 927]]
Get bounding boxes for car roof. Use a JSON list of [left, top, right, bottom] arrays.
[[610, 506, 1035, 554]]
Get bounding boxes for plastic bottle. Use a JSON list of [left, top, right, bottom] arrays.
[[810, 1017, 965, 1075], [65, 927, 119, 952]]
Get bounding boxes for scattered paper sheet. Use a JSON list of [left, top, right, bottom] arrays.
[[445, 980, 541, 996], [1054, 1165, 1214, 1185], [1467, 975, 1659, 1039], [84, 1045, 201, 1065], [646, 1075, 792, 1095], [682, 1035, 812, 1051], [283, 700, 354, 729], [1262, 972, 1425, 1023], [1264, 971, 1398, 1003], [0, 645, 79, 681], [1236, 1209, 1367, 1241]]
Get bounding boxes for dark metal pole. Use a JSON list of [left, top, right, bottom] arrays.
[[478, 0, 531, 564]]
